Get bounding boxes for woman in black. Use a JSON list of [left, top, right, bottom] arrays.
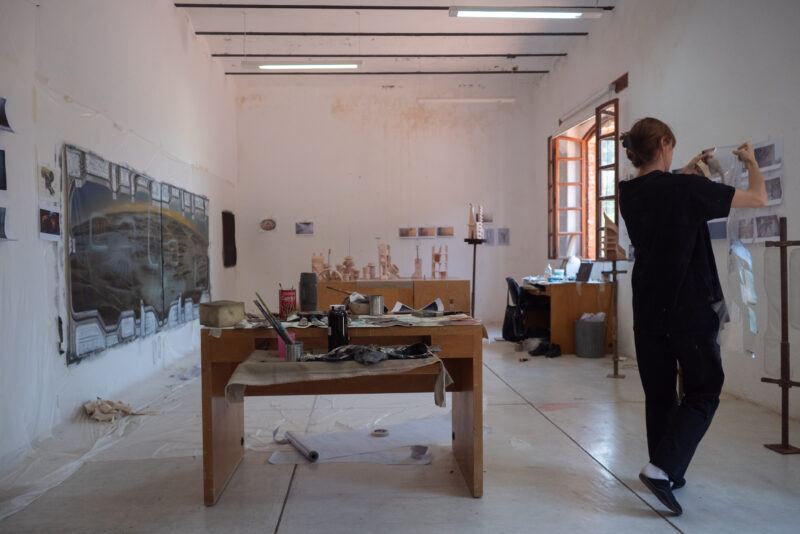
[[618, 118, 767, 515]]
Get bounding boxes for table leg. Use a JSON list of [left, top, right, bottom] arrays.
[[202, 337, 245, 506], [450, 334, 484, 498]]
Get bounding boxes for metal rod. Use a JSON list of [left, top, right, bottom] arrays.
[[176, 3, 616, 10], [471, 243, 477, 317], [214, 53, 567, 58], [200, 31, 589, 37], [227, 70, 548, 76]]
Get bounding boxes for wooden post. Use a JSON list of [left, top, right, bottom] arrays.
[[762, 217, 800, 454], [464, 238, 485, 317]]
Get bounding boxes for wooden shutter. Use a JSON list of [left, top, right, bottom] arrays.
[[551, 135, 587, 258]]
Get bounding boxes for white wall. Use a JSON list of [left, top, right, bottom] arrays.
[[0, 0, 238, 469], [234, 76, 542, 319], [527, 0, 800, 416]]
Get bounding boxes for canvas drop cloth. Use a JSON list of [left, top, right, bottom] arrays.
[[226, 350, 453, 407]]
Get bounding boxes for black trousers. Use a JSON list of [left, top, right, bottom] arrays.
[[633, 329, 725, 482]]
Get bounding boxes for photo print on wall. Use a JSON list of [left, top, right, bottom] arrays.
[[418, 226, 436, 238], [295, 221, 314, 236], [0, 206, 7, 239], [0, 97, 13, 133], [398, 227, 417, 238], [497, 227, 510, 246]]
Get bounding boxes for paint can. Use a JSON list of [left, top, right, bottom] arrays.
[[299, 272, 317, 312], [279, 289, 297, 320], [368, 295, 384, 316], [285, 342, 304, 362], [327, 304, 349, 351]]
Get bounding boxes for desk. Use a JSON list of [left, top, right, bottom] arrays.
[[317, 279, 470, 313], [201, 324, 484, 505], [522, 282, 615, 354]]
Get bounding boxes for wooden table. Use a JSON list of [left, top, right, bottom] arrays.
[[522, 282, 614, 354], [317, 279, 470, 313], [201, 324, 484, 505]]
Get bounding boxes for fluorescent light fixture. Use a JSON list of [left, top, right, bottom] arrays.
[[449, 7, 604, 20], [241, 60, 361, 71]]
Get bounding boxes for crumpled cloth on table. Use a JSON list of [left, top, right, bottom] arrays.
[[225, 349, 453, 407], [310, 342, 434, 365]]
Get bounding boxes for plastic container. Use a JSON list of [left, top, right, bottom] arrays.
[[575, 318, 606, 358]]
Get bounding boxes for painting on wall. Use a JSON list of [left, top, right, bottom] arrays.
[[65, 145, 209, 363]]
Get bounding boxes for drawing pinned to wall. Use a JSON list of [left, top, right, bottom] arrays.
[[39, 207, 60, 241], [66, 145, 209, 363], [750, 139, 782, 173], [0, 149, 7, 192], [39, 166, 58, 199], [418, 226, 436, 238], [497, 227, 510, 246], [0, 97, 13, 133], [436, 226, 454, 237], [295, 221, 314, 236], [483, 227, 495, 246], [398, 227, 417, 238], [764, 173, 783, 206], [755, 214, 780, 242]]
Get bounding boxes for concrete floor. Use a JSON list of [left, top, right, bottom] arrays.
[[1, 333, 799, 533]]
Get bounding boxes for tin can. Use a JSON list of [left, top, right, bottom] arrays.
[[368, 295, 384, 316], [327, 304, 349, 351], [279, 289, 297, 320]]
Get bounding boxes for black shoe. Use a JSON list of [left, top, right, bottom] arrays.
[[545, 344, 561, 358], [639, 473, 683, 515], [671, 477, 686, 490], [529, 343, 550, 356]]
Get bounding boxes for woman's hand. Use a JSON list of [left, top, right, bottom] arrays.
[[681, 148, 714, 175], [733, 142, 757, 167]]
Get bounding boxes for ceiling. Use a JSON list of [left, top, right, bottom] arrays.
[[176, 1, 618, 77]]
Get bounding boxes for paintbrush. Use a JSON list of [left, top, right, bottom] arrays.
[[253, 297, 294, 346]]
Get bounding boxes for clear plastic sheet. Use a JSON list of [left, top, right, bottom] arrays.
[[762, 246, 800, 381], [725, 240, 759, 357]]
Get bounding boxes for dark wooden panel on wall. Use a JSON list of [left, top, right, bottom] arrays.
[[222, 211, 237, 268]]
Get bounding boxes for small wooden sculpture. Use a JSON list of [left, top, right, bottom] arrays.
[[412, 244, 423, 279], [431, 245, 448, 279], [336, 255, 360, 281]]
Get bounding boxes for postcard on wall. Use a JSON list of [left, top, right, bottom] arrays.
[[418, 226, 436, 238], [497, 227, 510, 246], [436, 226, 454, 238], [398, 227, 417, 239], [39, 203, 61, 242], [295, 221, 314, 236]]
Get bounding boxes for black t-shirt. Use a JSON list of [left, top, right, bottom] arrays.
[[619, 171, 735, 332]]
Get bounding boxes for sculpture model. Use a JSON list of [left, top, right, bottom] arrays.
[[335, 255, 360, 281], [412, 244, 423, 279], [431, 245, 448, 279], [378, 242, 401, 280]]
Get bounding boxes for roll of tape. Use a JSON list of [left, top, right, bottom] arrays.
[[371, 428, 389, 438]]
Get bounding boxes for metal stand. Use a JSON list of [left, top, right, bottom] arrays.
[[603, 259, 628, 379], [762, 217, 800, 454], [464, 238, 485, 317]]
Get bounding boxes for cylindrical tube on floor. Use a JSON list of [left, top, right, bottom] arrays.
[[285, 431, 319, 462]]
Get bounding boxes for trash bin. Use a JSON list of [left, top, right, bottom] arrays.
[[575, 313, 606, 358]]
